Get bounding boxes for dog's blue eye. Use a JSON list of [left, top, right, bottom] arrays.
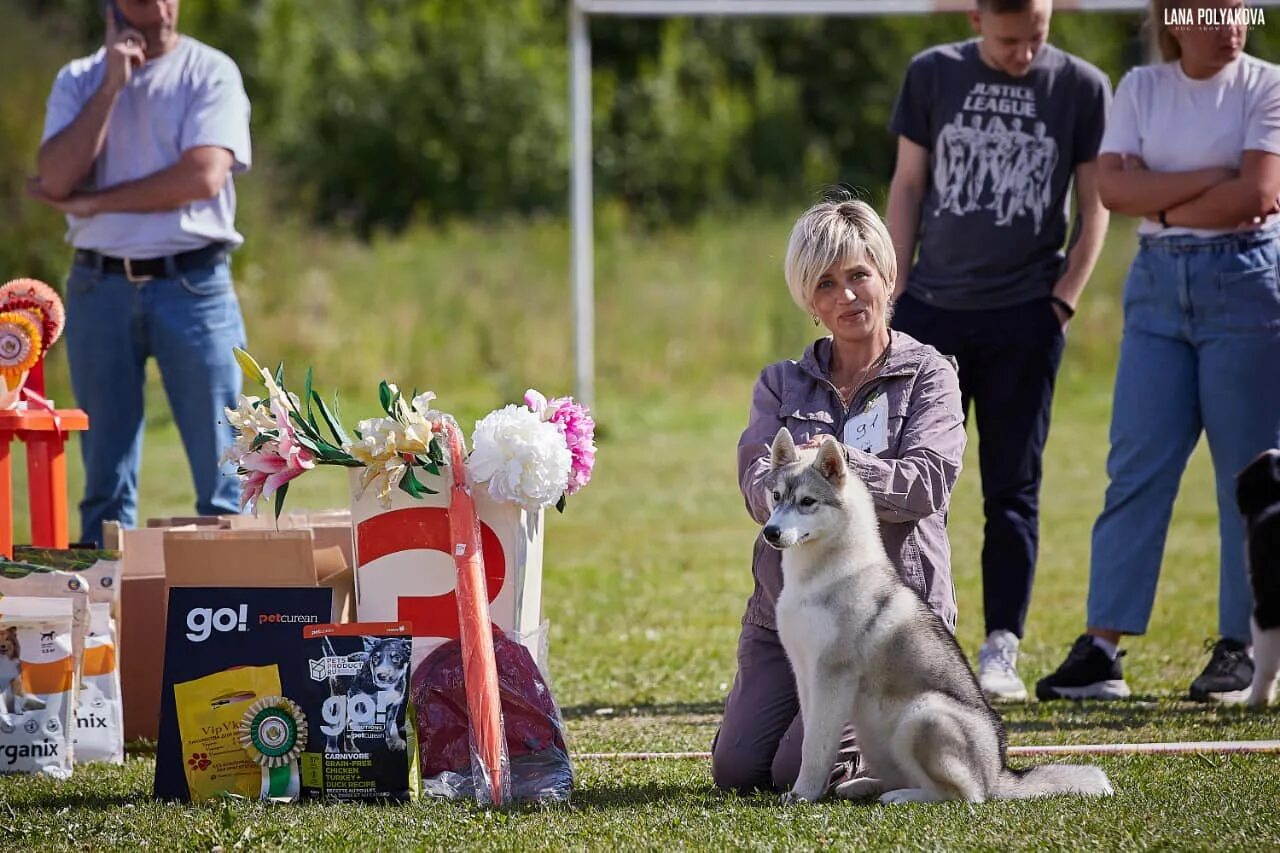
[[800, 497, 817, 508]]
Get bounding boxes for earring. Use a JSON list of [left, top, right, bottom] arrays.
[[812, 314, 820, 326]]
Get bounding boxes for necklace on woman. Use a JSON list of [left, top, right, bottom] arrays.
[[833, 339, 891, 406]]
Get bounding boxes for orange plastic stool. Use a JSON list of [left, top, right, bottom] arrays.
[[0, 407, 90, 558]]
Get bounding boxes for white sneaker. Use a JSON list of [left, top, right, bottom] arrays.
[[978, 630, 1028, 702]]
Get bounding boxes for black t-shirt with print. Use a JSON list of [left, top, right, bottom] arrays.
[[890, 40, 1112, 309]]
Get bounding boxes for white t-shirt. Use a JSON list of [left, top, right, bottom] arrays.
[[41, 37, 251, 258], [1099, 54, 1280, 237]]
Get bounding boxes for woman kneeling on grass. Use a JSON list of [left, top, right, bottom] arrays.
[[1036, 0, 1280, 704], [711, 197, 967, 795]]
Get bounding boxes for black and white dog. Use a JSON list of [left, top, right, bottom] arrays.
[[349, 636, 412, 751], [322, 635, 412, 752], [1238, 449, 1280, 708]]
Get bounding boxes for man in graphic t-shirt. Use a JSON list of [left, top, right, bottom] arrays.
[[885, 0, 1111, 702], [27, 0, 251, 546]]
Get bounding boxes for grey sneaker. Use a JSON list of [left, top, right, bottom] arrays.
[[978, 630, 1028, 702]]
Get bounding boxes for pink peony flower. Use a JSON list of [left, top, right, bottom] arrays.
[[523, 389, 548, 415], [531, 392, 595, 496]]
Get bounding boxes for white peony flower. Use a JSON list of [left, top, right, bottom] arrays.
[[468, 404, 571, 511]]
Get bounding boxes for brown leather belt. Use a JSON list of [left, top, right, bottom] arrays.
[[73, 243, 229, 282]]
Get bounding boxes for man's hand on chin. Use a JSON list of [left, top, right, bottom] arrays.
[[26, 177, 100, 217]]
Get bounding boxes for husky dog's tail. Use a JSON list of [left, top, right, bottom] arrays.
[[997, 764, 1114, 799]]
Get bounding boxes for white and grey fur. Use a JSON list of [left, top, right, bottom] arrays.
[[763, 427, 1113, 805]]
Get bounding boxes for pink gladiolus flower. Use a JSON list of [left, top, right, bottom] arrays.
[[544, 396, 595, 495]]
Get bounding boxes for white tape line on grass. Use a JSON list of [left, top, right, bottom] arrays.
[[577, 740, 1280, 761]]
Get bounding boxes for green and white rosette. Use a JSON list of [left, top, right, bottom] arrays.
[[238, 696, 308, 802]]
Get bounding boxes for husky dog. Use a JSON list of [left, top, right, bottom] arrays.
[[764, 428, 1113, 805], [1237, 449, 1280, 708]]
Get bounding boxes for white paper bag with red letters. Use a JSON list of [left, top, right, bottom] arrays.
[[348, 467, 544, 665]]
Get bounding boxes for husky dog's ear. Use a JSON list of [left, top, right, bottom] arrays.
[[814, 439, 847, 488], [770, 427, 798, 469]]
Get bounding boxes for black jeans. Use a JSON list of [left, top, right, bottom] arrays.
[[892, 291, 1066, 638]]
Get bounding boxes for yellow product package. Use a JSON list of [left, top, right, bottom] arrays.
[[175, 665, 306, 802]]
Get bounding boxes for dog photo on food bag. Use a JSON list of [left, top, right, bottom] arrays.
[[0, 627, 45, 715], [319, 635, 412, 753], [301, 623, 418, 803]]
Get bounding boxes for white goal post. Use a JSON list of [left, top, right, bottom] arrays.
[[568, 0, 1280, 405]]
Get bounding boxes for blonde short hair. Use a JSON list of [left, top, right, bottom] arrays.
[[1146, 0, 1183, 61], [784, 198, 898, 316]]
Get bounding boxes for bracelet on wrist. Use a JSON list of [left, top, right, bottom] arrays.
[[1050, 295, 1076, 318]]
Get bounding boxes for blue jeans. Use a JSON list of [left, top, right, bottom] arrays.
[[65, 259, 247, 546], [1088, 228, 1280, 643]]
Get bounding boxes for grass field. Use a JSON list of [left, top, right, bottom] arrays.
[[3, 211, 1279, 849]]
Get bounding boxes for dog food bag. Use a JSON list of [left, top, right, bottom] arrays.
[[12, 548, 121, 612], [300, 622, 419, 802], [0, 559, 122, 763], [0, 561, 90, 665], [0, 595, 76, 778], [175, 664, 307, 803], [74, 603, 124, 764]]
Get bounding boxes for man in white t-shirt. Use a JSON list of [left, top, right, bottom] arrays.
[[27, 0, 250, 546]]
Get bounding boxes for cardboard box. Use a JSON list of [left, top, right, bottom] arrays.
[[219, 513, 355, 569], [105, 522, 354, 742]]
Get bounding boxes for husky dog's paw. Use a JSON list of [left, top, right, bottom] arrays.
[[779, 790, 814, 806], [834, 776, 884, 801]]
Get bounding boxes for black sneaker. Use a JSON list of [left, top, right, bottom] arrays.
[[1189, 638, 1254, 703], [1035, 634, 1132, 701]]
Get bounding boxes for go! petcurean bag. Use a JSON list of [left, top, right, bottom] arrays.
[[300, 622, 419, 802], [0, 595, 76, 778]]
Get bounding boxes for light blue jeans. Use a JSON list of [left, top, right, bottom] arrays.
[[65, 259, 247, 546], [1088, 227, 1280, 643]]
